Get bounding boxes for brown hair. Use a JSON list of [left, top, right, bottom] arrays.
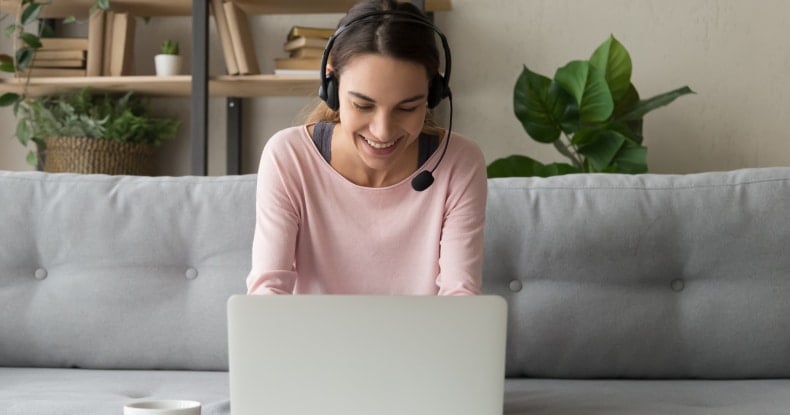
[[304, 0, 443, 133]]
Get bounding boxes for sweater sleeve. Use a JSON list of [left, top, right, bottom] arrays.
[[436, 137, 488, 295], [246, 133, 300, 295]]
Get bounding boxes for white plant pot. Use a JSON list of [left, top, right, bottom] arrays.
[[155, 54, 182, 76]]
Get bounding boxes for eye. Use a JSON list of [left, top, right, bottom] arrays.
[[352, 102, 373, 112], [399, 107, 419, 113]]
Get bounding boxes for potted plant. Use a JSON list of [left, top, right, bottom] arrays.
[[15, 88, 180, 175], [154, 39, 182, 76], [487, 35, 694, 178]]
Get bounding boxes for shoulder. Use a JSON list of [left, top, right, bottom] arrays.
[[263, 125, 310, 154], [444, 131, 486, 170]]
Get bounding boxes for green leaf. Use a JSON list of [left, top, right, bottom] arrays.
[[25, 150, 38, 168], [576, 129, 627, 172], [513, 65, 574, 143], [554, 60, 614, 122], [4, 23, 18, 37], [63, 16, 77, 24], [0, 93, 20, 107], [16, 117, 32, 145], [15, 47, 33, 71], [487, 155, 580, 178], [613, 145, 648, 174], [0, 54, 14, 72], [97, 0, 111, 10], [589, 35, 632, 101], [20, 3, 42, 26], [619, 86, 695, 121], [20, 32, 42, 49]]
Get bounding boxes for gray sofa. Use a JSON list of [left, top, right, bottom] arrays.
[[1, 167, 789, 415]]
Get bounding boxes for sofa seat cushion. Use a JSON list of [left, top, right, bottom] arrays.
[[505, 378, 790, 414], [0, 368, 229, 415]]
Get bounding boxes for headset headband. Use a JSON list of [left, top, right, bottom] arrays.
[[319, 10, 452, 96]]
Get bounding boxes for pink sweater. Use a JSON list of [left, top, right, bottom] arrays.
[[246, 125, 488, 295]]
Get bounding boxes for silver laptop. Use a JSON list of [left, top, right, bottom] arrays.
[[227, 295, 508, 415]]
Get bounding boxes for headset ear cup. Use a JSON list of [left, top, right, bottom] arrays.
[[427, 74, 448, 109], [324, 74, 340, 111]]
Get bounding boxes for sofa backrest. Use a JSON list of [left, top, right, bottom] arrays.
[[482, 167, 790, 379], [0, 172, 253, 371]]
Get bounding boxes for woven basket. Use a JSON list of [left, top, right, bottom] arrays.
[[43, 136, 156, 176]]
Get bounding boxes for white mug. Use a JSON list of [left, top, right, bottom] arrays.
[[123, 400, 201, 415]]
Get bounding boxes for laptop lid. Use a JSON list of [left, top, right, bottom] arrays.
[[227, 295, 508, 415]]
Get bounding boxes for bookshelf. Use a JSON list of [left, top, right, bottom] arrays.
[[0, 0, 451, 175]]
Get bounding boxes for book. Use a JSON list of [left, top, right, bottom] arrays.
[[283, 36, 327, 52], [274, 68, 320, 76], [39, 37, 89, 50], [31, 59, 85, 68], [34, 50, 85, 60], [286, 26, 335, 41], [289, 47, 324, 59], [17, 67, 87, 77], [102, 10, 115, 75], [86, 9, 105, 76], [223, 1, 260, 75], [274, 57, 322, 70], [210, 0, 239, 75], [109, 12, 136, 76]]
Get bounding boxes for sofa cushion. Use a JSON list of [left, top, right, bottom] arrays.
[[482, 168, 790, 379], [0, 172, 254, 370], [503, 378, 790, 414], [0, 368, 229, 415]]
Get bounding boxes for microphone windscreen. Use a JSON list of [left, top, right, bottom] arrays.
[[411, 170, 435, 191]]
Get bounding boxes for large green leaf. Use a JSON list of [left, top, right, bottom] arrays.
[[513, 65, 574, 143], [619, 86, 695, 121], [554, 60, 614, 123], [613, 145, 648, 174], [576, 129, 627, 172], [589, 35, 632, 102], [487, 155, 580, 178]]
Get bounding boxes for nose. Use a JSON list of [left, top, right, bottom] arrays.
[[368, 109, 396, 141]]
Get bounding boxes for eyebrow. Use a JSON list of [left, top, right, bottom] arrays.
[[348, 91, 425, 105]]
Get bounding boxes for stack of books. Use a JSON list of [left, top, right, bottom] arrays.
[[274, 26, 335, 75], [19, 9, 136, 78], [210, 0, 260, 75], [23, 37, 88, 77]]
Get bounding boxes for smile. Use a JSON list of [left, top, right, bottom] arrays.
[[361, 136, 399, 149]]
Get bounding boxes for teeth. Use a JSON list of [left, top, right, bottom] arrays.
[[363, 137, 397, 149]]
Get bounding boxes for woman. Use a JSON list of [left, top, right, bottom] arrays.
[[246, 0, 487, 295]]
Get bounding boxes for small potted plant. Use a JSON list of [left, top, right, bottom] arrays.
[[154, 40, 182, 76]]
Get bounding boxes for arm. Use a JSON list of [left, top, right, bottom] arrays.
[[436, 139, 488, 295], [246, 135, 300, 295]]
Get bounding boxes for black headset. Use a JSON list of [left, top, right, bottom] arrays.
[[318, 10, 454, 191]]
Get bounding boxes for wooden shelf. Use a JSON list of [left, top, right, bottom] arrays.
[[0, 0, 450, 18], [0, 75, 319, 97]]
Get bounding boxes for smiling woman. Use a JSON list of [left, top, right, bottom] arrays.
[[246, 0, 488, 297]]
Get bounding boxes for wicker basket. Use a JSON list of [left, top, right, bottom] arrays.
[[43, 136, 156, 176]]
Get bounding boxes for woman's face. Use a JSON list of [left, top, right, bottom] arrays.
[[335, 53, 430, 185]]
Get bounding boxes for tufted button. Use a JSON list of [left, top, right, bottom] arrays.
[[34, 268, 48, 280], [185, 268, 199, 280], [670, 279, 685, 292], [508, 280, 523, 292]]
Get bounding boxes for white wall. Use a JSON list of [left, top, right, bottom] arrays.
[[2, 0, 789, 174]]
